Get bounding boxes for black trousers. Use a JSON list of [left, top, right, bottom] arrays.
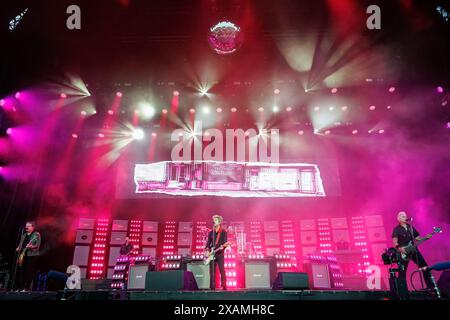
[[17, 256, 38, 290], [398, 249, 434, 290], [209, 254, 226, 289]]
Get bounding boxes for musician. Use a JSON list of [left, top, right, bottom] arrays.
[[392, 211, 434, 290], [205, 215, 227, 290], [120, 237, 134, 256], [15, 221, 41, 291]]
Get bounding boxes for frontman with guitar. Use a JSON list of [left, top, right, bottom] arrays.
[[392, 212, 435, 290], [15, 221, 41, 291], [205, 215, 228, 290]]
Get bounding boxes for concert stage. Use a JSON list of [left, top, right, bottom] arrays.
[[0, 289, 434, 301]]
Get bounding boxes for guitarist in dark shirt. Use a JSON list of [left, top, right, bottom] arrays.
[[205, 215, 228, 290], [391, 212, 434, 290], [15, 221, 41, 291]]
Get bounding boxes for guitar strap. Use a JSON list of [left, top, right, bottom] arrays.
[[215, 227, 222, 247]]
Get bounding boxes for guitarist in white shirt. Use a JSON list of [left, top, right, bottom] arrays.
[[204, 215, 228, 290], [392, 211, 434, 291]]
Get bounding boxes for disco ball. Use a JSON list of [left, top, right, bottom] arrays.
[[208, 21, 243, 55]]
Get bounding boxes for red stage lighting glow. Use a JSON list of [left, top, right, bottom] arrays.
[[6, 128, 12, 135], [436, 86, 444, 93], [189, 108, 195, 114], [60, 93, 67, 99], [387, 105, 392, 110], [81, 111, 87, 116], [15, 92, 21, 99], [388, 86, 396, 93], [151, 132, 157, 137], [0, 99, 4, 106], [162, 109, 168, 115], [331, 88, 338, 94], [352, 130, 358, 135], [216, 107, 223, 113], [116, 91, 123, 97], [98, 133, 105, 138], [324, 130, 331, 135], [369, 105, 376, 111], [230, 107, 237, 113], [72, 134, 78, 139], [258, 107, 264, 112], [173, 91, 180, 96], [108, 110, 114, 115], [378, 129, 385, 134], [298, 130, 304, 135]]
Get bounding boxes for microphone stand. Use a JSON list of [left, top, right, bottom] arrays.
[[10, 227, 24, 292], [212, 226, 216, 291]]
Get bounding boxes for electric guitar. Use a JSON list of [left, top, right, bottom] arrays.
[[204, 242, 231, 265], [17, 232, 39, 266], [400, 226, 442, 262]]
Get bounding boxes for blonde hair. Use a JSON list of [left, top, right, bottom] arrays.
[[212, 215, 223, 224]]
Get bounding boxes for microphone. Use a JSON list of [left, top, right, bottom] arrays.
[[406, 217, 413, 222]]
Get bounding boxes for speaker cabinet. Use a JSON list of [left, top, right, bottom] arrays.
[[245, 261, 271, 289], [73, 246, 90, 266], [145, 271, 198, 291], [272, 272, 309, 290], [187, 263, 210, 289], [75, 230, 93, 244], [311, 264, 331, 289], [128, 265, 150, 290]]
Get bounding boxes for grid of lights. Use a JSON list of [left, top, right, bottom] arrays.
[[318, 218, 333, 254], [248, 221, 264, 254], [162, 221, 176, 255], [351, 217, 371, 275], [128, 220, 142, 254], [193, 222, 208, 256], [88, 219, 110, 279], [224, 251, 238, 288]]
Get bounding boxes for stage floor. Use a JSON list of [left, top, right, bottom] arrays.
[[0, 289, 435, 300]]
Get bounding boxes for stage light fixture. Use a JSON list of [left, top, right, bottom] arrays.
[[369, 105, 376, 111], [151, 132, 157, 137], [298, 130, 304, 135], [202, 106, 210, 114], [132, 128, 145, 140], [72, 134, 78, 139], [98, 133, 105, 138], [230, 107, 237, 113], [258, 107, 264, 112], [15, 92, 21, 99], [162, 109, 168, 114], [272, 106, 279, 113], [116, 91, 123, 97], [324, 130, 331, 135], [81, 111, 87, 116], [6, 128, 12, 135], [138, 102, 155, 119], [274, 89, 280, 95], [216, 107, 223, 113], [108, 110, 114, 115], [314, 106, 320, 111], [60, 93, 67, 99], [173, 91, 180, 96], [286, 107, 292, 112], [436, 86, 444, 93], [352, 130, 358, 135], [341, 106, 348, 111], [189, 108, 196, 114], [378, 129, 385, 134], [331, 88, 338, 94], [9, 8, 28, 32], [0, 99, 4, 107], [389, 87, 396, 93]]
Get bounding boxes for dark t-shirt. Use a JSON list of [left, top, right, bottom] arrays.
[[22, 234, 31, 251], [392, 224, 419, 247], [205, 228, 228, 255], [120, 243, 134, 255]]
